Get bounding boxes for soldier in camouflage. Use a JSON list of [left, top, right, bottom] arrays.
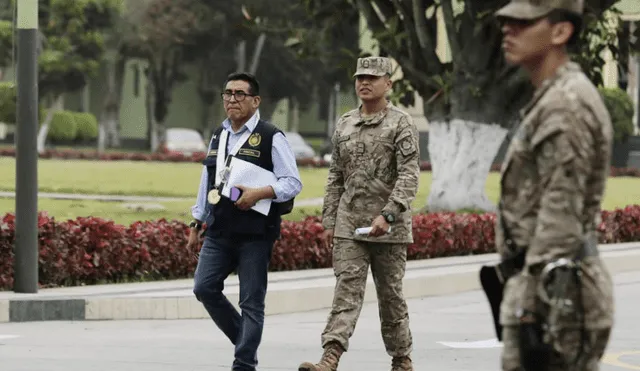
[[494, 0, 615, 370], [298, 56, 420, 371]]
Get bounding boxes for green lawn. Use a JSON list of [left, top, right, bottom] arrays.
[[0, 157, 327, 200], [0, 156, 638, 226]]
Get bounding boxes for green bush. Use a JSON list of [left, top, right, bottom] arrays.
[[0, 20, 12, 68], [73, 112, 99, 140], [599, 87, 635, 143], [0, 82, 46, 125], [47, 111, 77, 141], [0, 82, 16, 124]]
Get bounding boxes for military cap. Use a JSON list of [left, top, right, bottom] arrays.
[[495, 0, 584, 20], [353, 56, 392, 77]]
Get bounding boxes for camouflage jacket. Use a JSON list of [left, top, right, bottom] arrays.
[[321, 101, 420, 244], [497, 62, 614, 328]]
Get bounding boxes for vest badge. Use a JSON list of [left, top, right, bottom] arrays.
[[248, 132, 261, 147]]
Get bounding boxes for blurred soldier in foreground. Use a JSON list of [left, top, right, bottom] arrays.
[[480, 0, 615, 370], [298, 56, 421, 371]]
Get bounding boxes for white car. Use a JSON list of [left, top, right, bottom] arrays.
[[284, 131, 316, 160], [162, 128, 207, 155]]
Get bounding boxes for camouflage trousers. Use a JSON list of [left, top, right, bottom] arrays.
[[501, 325, 612, 371], [320, 237, 412, 357]]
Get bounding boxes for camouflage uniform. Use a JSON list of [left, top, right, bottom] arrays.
[[495, 2, 615, 370], [298, 57, 420, 371]]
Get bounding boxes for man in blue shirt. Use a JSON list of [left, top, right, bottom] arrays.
[[187, 72, 302, 371]]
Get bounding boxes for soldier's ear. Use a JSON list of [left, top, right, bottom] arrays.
[[385, 75, 392, 89], [550, 21, 574, 46]]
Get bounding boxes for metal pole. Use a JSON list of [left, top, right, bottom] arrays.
[[636, 55, 640, 134], [633, 22, 640, 134], [14, 0, 39, 294]]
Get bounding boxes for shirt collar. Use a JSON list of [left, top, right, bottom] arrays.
[[356, 101, 392, 126], [222, 109, 261, 133], [519, 61, 579, 119]]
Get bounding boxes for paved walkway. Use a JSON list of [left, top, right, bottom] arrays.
[[1, 242, 639, 323], [0, 191, 324, 207], [1, 270, 639, 370]]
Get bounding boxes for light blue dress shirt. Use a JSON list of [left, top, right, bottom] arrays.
[[191, 110, 303, 221]]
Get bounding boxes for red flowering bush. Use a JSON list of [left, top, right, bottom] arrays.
[[1, 206, 639, 291]]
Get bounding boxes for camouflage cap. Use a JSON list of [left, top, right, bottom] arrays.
[[495, 0, 584, 20], [353, 56, 392, 77]]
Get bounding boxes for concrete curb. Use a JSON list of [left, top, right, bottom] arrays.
[[2, 243, 639, 323]]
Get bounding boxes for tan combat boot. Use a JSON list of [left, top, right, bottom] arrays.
[[391, 355, 413, 371], [298, 341, 344, 371]]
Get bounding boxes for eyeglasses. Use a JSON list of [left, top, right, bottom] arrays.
[[221, 91, 256, 102]]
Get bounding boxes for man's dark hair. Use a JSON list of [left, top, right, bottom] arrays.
[[547, 9, 583, 49], [224, 72, 260, 96]]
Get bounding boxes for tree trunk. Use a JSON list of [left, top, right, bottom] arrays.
[[98, 55, 126, 152], [36, 95, 64, 154], [426, 119, 507, 212], [146, 73, 159, 152], [197, 56, 217, 139], [258, 95, 279, 122], [288, 97, 300, 132]]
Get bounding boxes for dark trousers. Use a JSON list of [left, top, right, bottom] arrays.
[[193, 234, 273, 371]]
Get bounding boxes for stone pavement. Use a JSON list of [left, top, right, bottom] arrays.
[[0, 191, 325, 207], [1, 242, 640, 323], [1, 270, 639, 371]]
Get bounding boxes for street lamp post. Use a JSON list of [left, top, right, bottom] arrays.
[[14, 0, 39, 294]]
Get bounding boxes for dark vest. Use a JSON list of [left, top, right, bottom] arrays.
[[202, 120, 294, 240]]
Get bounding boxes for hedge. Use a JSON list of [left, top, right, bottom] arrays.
[[1, 205, 639, 291]]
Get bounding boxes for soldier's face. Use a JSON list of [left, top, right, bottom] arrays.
[[355, 75, 391, 101], [223, 80, 260, 123], [500, 16, 573, 67]]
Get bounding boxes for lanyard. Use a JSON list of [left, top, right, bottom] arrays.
[[214, 129, 251, 187]]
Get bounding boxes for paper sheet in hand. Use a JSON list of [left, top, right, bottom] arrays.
[[221, 156, 277, 216]]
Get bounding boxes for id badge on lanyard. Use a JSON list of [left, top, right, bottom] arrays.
[[207, 129, 251, 204]]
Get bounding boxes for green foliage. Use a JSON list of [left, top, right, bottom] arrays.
[[599, 87, 635, 143], [0, 81, 46, 124], [47, 110, 77, 141], [571, 8, 622, 87], [0, 0, 120, 98], [0, 81, 15, 123], [73, 112, 99, 140], [0, 20, 12, 68], [242, 0, 361, 109], [37, 0, 119, 98], [313, 0, 623, 124]]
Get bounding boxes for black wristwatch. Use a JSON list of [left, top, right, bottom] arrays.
[[381, 210, 395, 224], [189, 220, 202, 230]]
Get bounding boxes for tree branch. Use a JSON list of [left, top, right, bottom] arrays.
[[441, 0, 461, 64], [411, 0, 429, 50], [387, 0, 421, 68], [410, 0, 442, 74], [355, 0, 388, 38], [357, 0, 441, 97]]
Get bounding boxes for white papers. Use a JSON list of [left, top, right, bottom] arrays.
[[221, 156, 277, 216], [354, 226, 392, 236]]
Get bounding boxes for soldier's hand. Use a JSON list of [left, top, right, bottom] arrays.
[[369, 215, 390, 237], [320, 229, 334, 250]]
